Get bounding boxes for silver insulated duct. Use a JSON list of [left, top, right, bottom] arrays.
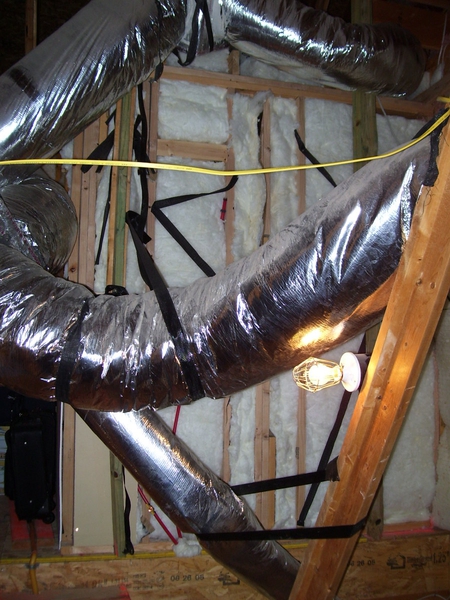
[[219, 0, 426, 95], [0, 140, 432, 409], [0, 0, 433, 598]]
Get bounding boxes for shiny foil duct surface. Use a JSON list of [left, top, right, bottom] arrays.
[[82, 408, 300, 600], [0, 0, 187, 187], [0, 140, 432, 411], [0, 175, 77, 273], [220, 0, 425, 95]]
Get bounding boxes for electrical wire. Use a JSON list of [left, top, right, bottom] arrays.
[[1, 104, 449, 179], [28, 520, 39, 595]]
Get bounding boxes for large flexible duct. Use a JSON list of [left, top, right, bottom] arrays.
[[219, 0, 425, 96], [0, 139, 432, 410], [0, 0, 187, 188], [0, 0, 425, 188]]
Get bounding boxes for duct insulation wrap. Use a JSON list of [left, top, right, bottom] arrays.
[[81, 407, 299, 600], [0, 175, 77, 273], [0, 139, 432, 411], [219, 0, 425, 96], [0, 0, 187, 188]]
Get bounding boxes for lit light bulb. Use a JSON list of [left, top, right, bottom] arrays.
[[293, 352, 366, 393], [293, 357, 343, 392]]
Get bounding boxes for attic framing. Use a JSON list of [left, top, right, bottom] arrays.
[[42, 58, 450, 600], [1, 57, 450, 600]]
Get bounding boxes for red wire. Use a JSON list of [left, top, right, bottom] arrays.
[[172, 405, 181, 434], [138, 485, 179, 545]]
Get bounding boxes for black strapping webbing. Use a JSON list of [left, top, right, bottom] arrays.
[[297, 338, 367, 526], [153, 176, 238, 210], [151, 176, 238, 277], [81, 130, 115, 174], [294, 129, 337, 188], [231, 457, 339, 496], [55, 299, 90, 403], [152, 206, 216, 277], [95, 172, 113, 266], [135, 84, 151, 238], [126, 211, 205, 401], [122, 466, 135, 555], [197, 517, 367, 542], [175, 0, 214, 67]]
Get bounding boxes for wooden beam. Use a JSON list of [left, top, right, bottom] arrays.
[[413, 71, 450, 105], [373, 0, 447, 50], [295, 98, 307, 515], [106, 91, 136, 557], [157, 139, 228, 162], [254, 381, 276, 528], [145, 78, 159, 259], [352, 0, 378, 173], [24, 0, 37, 54], [161, 67, 433, 120], [289, 119, 450, 599], [351, 0, 384, 542], [60, 405, 76, 546]]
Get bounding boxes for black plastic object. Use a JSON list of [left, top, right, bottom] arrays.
[[4, 394, 56, 523]]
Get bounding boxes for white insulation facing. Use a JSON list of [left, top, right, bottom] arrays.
[[93, 53, 446, 543]]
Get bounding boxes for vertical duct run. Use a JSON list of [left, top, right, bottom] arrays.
[[81, 408, 300, 600]]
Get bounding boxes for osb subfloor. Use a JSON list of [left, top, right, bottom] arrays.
[[0, 588, 131, 599], [0, 495, 58, 560]]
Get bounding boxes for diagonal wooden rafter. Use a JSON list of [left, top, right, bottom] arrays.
[[289, 118, 450, 599]]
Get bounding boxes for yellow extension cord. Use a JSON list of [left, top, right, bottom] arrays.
[[0, 100, 449, 179]]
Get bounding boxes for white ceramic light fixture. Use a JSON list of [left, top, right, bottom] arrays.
[[293, 352, 366, 393]]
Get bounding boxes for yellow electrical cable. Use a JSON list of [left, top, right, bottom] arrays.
[[0, 106, 449, 178]]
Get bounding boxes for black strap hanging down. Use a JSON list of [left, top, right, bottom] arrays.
[[297, 337, 367, 526], [81, 130, 115, 174], [94, 171, 113, 266], [126, 211, 205, 401], [294, 129, 337, 188], [151, 176, 238, 278], [122, 467, 135, 555], [174, 0, 214, 67], [55, 299, 90, 403], [231, 458, 339, 497], [197, 517, 367, 542]]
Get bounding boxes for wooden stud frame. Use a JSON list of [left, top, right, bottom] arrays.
[[57, 56, 449, 600], [290, 117, 450, 600]]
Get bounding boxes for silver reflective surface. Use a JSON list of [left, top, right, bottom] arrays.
[[82, 408, 299, 600], [220, 0, 425, 95], [0, 0, 187, 187], [0, 140, 431, 410], [0, 1, 432, 597]]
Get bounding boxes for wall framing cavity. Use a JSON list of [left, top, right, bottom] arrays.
[[49, 50, 450, 600]]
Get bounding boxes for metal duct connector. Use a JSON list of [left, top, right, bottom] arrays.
[[0, 139, 431, 410], [219, 0, 426, 95], [82, 408, 300, 600]]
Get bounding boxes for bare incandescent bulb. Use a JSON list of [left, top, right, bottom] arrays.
[[293, 352, 366, 393]]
